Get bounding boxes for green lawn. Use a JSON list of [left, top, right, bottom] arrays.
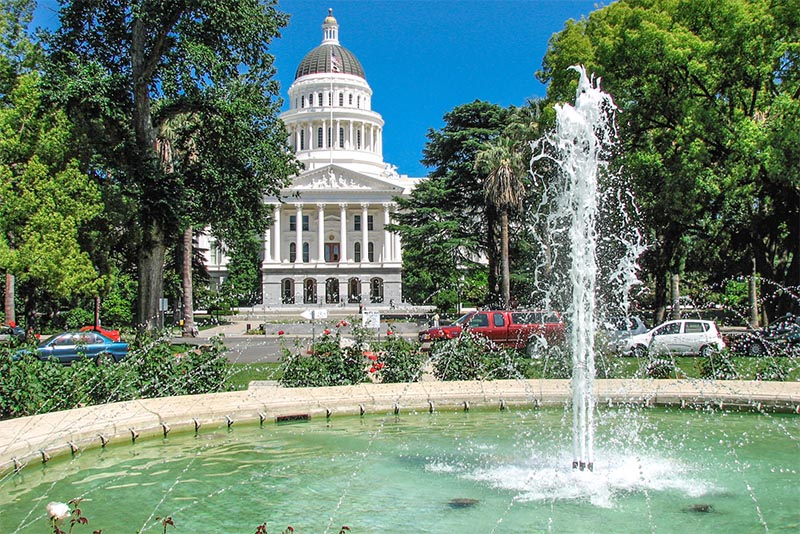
[[226, 362, 283, 390]]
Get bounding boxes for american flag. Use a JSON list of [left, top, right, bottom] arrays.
[[330, 51, 342, 72]]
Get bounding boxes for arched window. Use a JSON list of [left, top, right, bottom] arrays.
[[317, 127, 323, 148], [281, 278, 295, 304], [370, 278, 384, 303], [354, 242, 361, 262], [339, 93, 344, 106], [304, 278, 317, 304], [339, 127, 344, 148], [348, 94, 353, 105], [348, 277, 360, 303], [302, 242, 310, 263], [289, 242, 297, 262], [325, 278, 340, 304], [368, 242, 374, 262]]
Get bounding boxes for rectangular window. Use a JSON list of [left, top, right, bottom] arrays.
[[367, 215, 374, 231], [302, 215, 309, 231], [324, 243, 340, 262], [302, 243, 310, 263], [354, 215, 361, 231], [368, 242, 374, 262], [289, 215, 296, 231]]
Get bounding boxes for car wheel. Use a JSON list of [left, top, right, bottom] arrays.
[[95, 352, 114, 366], [747, 341, 765, 357], [699, 345, 715, 358], [632, 345, 647, 358]]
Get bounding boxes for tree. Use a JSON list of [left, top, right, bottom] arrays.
[[1, 2, 105, 327], [538, 0, 800, 322], [475, 135, 526, 308], [394, 100, 510, 308], [48, 0, 300, 329]]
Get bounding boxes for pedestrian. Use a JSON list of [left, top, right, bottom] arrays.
[[433, 313, 440, 327]]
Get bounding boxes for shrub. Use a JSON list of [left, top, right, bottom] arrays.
[[699, 351, 739, 380], [279, 330, 366, 387], [643, 357, 675, 379], [372, 335, 424, 383], [431, 331, 524, 381]]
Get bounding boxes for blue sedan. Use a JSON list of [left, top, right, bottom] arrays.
[[16, 331, 129, 364]]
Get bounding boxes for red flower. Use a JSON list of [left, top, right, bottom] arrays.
[[277, 330, 284, 335], [369, 366, 377, 373], [367, 353, 378, 361], [387, 330, 393, 335], [376, 363, 384, 370], [324, 328, 331, 335]]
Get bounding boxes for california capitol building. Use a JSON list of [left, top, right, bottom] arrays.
[[199, 10, 420, 310]]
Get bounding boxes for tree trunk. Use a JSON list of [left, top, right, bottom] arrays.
[[654, 270, 667, 325], [748, 256, 759, 329], [181, 225, 196, 337], [500, 210, 510, 308], [670, 273, 681, 320], [137, 223, 167, 330], [4, 272, 14, 324]]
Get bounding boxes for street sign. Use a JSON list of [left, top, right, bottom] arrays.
[[362, 311, 380, 329], [301, 309, 328, 320]]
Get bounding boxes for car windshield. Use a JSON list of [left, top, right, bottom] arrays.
[[454, 313, 474, 326], [38, 333, 61, 346]]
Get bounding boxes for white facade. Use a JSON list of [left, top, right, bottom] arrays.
[[198, 11, 418, 308]]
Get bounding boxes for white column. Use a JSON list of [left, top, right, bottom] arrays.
[[339, 203, 348, 263], [383, 203, 391, 262], [273, 204, 281, 262], [348, 121, 353, 150], [322, 119, 327, 148], [317, 203, 325, 263], [295, 204, 303, 263], [361, 203, 369, 263]]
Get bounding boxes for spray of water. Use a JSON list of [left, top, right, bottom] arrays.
[[531, 65, 642, 471]]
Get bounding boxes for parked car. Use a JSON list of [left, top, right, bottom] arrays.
[[80, 325, 121, 342], [0, 324, 26, 345], [418, 310, 565, 354], [740, 316, 800, 357], [600, 315, 648, 351], [622, 319, 726, 357], [15, 331, 130, 364]]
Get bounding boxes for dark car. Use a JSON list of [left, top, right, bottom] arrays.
[[601, 315, 648, 352], [16, 331, 130, 364], [0, 324, 26, 345], [742, 316, 800, 357]]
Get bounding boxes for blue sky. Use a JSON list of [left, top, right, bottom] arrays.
[[33, 0, 605, 178]]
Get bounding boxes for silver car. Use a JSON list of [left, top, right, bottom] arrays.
[[623, 319, 726, 357]]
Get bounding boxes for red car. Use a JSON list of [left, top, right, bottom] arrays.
[[80, 325, 121, 342], [419, 310, 565, 355]]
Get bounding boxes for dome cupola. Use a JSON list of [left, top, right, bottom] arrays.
[[294, 9, 366, 80]]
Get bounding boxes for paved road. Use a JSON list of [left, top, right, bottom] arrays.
[[175, 320, 424, 363]]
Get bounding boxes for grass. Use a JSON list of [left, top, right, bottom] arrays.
[[227, 362, 283, 390]]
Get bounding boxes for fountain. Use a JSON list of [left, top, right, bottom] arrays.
[[1, 67, 798, 532], [531, 65, 641, 471]]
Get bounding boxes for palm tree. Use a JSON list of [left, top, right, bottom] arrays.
[[475, 135, 526, 308], [156, 114, 200, 336]]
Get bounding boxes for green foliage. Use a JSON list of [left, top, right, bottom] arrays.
[[101, 270, 137, 326], [59, 307, 94, 330], [643, 358, 676, 380], [754, 358, 788, 382], [538, 0, 800, 316], [0, 336, 230, 419], [372, 334, 425, 383], [431, 331, 525, 381], [699, 352, 740, 381], [279, 330, 366, 388]]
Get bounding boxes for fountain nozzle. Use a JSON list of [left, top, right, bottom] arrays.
[[572, 460, 579, 470], [587, 462, 594, 472]]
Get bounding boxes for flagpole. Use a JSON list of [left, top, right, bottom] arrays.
[[330, 50, 334, 167]]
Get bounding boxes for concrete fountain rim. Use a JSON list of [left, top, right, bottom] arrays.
[[2, 378, 798, 475]]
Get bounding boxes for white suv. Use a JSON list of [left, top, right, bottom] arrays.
[[623, 319, 726, 357]]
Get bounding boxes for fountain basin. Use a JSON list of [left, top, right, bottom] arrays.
[[1, 393, 798, 533]]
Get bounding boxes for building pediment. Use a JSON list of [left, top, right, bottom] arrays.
[[287, 165, 405, 194]]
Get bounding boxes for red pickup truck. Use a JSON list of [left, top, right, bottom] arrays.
[[418, 310, 566, 354]]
